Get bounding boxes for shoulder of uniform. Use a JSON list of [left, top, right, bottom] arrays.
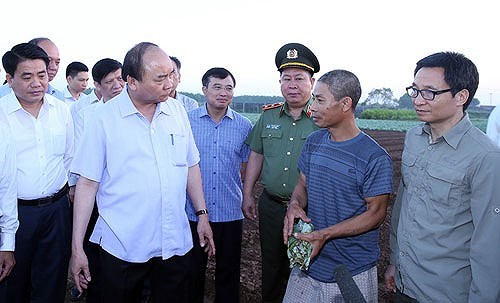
[[262, 102, 284, 111]]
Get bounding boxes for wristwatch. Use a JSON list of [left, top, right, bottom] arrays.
[[195, 208, 208, 216]]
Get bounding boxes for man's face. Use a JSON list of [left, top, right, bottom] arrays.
[[36, 40, 60, 82], [7, 59, 49, 105], [67, 71, 89, 94], [202, 76, 234, 111], [96, 68, 125, 101], [169, 60, 181, 98], [279, 68, 315, 108], [310, 81, 344, 128], [128, 48, 175, 104], [411, 67, 463, 125]]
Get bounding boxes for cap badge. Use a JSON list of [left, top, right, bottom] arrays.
[[286, 49, 298, 59]]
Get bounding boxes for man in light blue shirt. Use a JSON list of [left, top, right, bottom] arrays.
[[186, 67, 252, 302], [70, 42, 215, 303]]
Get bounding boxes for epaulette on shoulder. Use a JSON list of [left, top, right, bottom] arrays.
[[262, 102, 284, 111]]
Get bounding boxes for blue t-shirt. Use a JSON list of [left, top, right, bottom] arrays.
[[298, 129, 394, 282]]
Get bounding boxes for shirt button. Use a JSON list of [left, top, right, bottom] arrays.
[[428, 146, 433, 150], [494, 207, 500, 214], [292, 122, 296, 126], [268, 134, 272, 137], [400, 252, 405, 256], [286, 151, 291, 155], [282, 183, 286, 187], [289, 137, 294, 141], [284, 167, 288, 171]]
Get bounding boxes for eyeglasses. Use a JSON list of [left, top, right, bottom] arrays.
[[406, 86, 452, 101]]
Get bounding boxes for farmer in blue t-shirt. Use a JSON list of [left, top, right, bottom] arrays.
[[283, 69, 394, 303]]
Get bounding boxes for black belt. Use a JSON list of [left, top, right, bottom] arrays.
[[18, 184, 69, 207], [263, 189, 290, 206]]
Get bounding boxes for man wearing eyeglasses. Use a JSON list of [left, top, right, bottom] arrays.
[[385, 52, 500, 302]]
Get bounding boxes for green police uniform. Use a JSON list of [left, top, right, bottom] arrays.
[[245, 100, 318, 302]]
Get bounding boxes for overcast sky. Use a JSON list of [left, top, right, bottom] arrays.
[[2, 0, 499, 105]]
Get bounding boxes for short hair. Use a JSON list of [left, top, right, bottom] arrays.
[[414, 51, 479, 111], [317, 69, 362, 110], [66, 61, 88, 78], [2, 43, 50, 76], [92, 58, 122, 84], [122, 42, 158, 82], [201, 67, 236, 88], [170, 56, 181, 70]]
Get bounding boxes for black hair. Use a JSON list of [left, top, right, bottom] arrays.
[[415, 52, 479, 111], [2, 43, 50, 76], [122, 42, 158, 81], [201, 67, 236, 87], [92, 58, 122, 84], [66, 61, 88, 78]]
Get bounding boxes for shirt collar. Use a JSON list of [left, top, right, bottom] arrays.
[[3, 91, 54, 115], [419, 113, 473, 149], [199, 103, 235, 120], [280, 97, 313, 118]]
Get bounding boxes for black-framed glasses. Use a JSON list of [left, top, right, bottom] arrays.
[[406, 86, 452, 101]]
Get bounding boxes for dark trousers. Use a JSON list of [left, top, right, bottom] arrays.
[[258, 193, 290, 303], [395, 289, 420, 303], [83, 204, 101, 303], [5, 195, 71, 303], [188, 220, 243, 303], [99, 248, 190, 303]]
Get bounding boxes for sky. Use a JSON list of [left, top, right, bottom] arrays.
[[1, 0, 499, 105]]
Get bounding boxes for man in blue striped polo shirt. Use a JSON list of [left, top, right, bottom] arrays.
[[282, 69, 394, 302], [186, 67, 252, 302]]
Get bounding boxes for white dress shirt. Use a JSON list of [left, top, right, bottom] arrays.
[[71, 88, 199, 262], [0, 91, 74, 199], [0, 120, 18, 251]]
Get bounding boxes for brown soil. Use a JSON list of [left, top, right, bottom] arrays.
[[203, 129, 405, 303]]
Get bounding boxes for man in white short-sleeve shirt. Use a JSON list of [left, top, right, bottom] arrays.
[[70, 42, 215, 303]]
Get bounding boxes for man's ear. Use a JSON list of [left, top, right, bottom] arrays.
[[454, 89, 469, 107]]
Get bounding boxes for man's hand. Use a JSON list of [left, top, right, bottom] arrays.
[[293, 230, 326, 260], [0, 251, 15, 282], [384, 264, 397, 293], [283, 201, 310, 245], [197, 216, 215, 257], [242, 193, 258, 221], [70, 249, 91, 293], [68, 185, 75, 203]]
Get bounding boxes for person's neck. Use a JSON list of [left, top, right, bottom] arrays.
[[19, 98, 44, 118], [129, 92, 157, 122], [287, 102, 308, 119], [68, 86, 80, 100], [429, 112, 464, 141], [207, 104, 228, 124], [328, 118, 361, 142]]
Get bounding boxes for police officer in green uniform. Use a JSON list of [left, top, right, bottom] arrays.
[[242, 42, 320, 303]]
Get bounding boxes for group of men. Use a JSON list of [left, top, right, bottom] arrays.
[[0, 36, 499, 303]]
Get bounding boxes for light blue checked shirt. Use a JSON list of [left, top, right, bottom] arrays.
[[186, 105, 252, 222]]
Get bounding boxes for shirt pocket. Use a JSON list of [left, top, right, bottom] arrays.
[[169, 133, 188, 166], [401, 152, 417, 188], [425, 164, 466, 206], [261, 128, 282, 157], [51, 132, 66, 156]]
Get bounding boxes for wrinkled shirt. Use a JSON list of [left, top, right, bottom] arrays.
[[71, 89, 199, 262], [390, 114, 500, 303]]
